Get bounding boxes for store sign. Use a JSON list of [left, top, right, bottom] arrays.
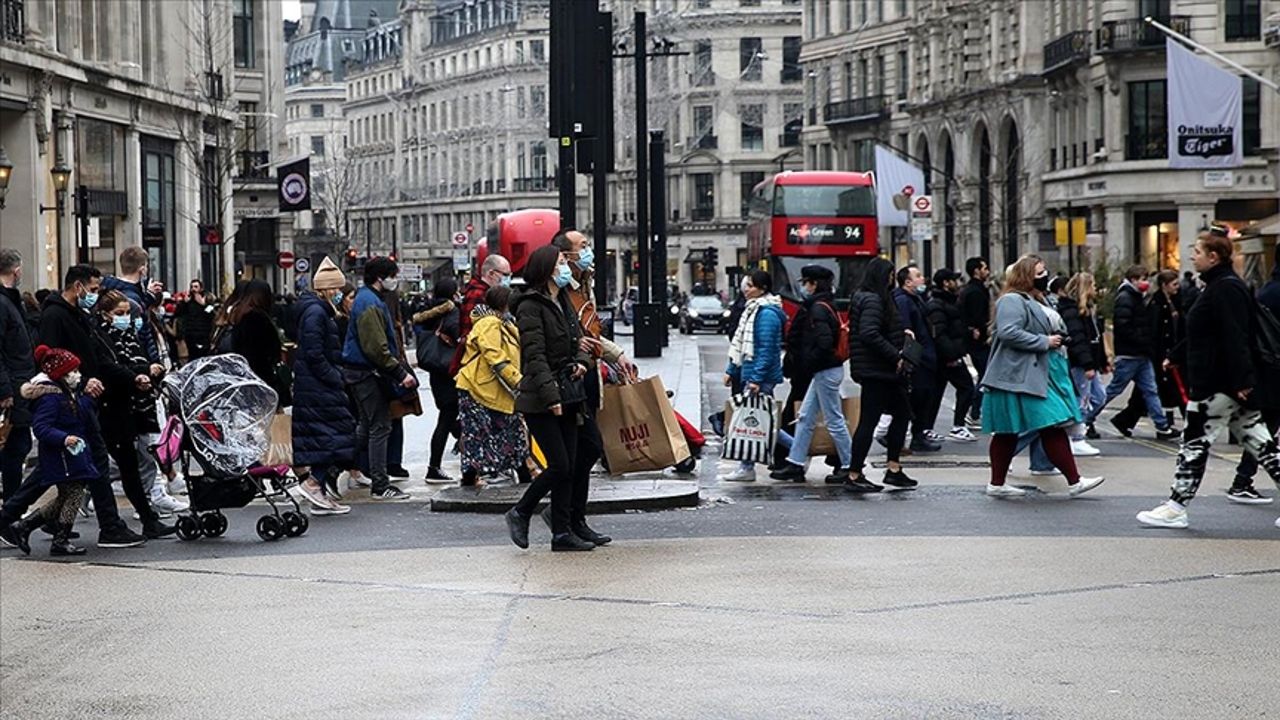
[[277, 157, 312, 212], [1166, 39, 1243, 169]]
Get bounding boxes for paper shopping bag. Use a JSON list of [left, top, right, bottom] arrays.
[[721, 394, 777, 464], [263, 412, 293, 466], [597, 376, 691, 475], [798, 396, 861, 457]]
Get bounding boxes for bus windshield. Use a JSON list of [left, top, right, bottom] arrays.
[[771, 256, 868, 308], [772, 184, 876, 217]]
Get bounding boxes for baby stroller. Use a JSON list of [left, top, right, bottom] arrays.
[[151, 355, 307, 542]]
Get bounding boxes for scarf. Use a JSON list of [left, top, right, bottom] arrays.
[[728, 294, 781, 367]]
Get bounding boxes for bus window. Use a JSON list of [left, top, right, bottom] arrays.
[[773, 185, 876, 217], [772, 256, 865, 307]]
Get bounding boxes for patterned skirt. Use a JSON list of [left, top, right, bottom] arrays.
[[458, 392, 528, 476]]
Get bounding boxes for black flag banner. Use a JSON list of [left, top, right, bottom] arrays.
[[277, 157, 312, 212]]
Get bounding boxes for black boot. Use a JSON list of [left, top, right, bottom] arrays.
[[572, 520, 612, 546], [552, 532, 595, 552], [1, 515, 41, 556], [504, 508, 530, 549], [50, 523, 87, 556]]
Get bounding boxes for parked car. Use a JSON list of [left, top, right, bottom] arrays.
[[679, 295, 730, 335]]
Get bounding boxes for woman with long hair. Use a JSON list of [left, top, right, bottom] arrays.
[[414, 277, 462, 482], [504, 245, 594, 552], [981, 255, 1105, 498], [228, 279, 282, 391], [1060, 273, 1108, 441]]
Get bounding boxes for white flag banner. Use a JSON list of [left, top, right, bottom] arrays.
[[874, 144, 926, 228], [1166, 38, 1243, 169]]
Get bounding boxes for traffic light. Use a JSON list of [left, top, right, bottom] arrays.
[[705, 247, 719, 268], [344, 247, 358, 269]]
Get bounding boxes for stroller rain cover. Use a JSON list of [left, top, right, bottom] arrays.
[[163, 355, 279, 477]]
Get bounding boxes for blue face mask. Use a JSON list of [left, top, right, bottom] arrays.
[[132, 316, 143, 331], [576, 247, 595, 269], [914, 284, 928, 296], [111, 315, 131, 331], [797, 286, 811, 299], [79, 292, 98, 309], [554, 264, 573, 288], [499, 274, 512, 288], [331, 291, 343, 306]]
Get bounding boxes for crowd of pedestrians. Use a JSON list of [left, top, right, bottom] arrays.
[[2, 227, 1278, 558]]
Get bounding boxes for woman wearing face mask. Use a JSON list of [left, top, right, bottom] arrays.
[[720, 270, 787, 482], [456, 285, 530, 487], [91, 291, 177, 537], [290, 258, 355, 516], [504, 245, 594, 552], [980, 255, 1105, 498], [412, 278, 463, 483]]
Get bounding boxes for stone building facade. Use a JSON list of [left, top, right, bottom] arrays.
[[0, 0, 286, 293]]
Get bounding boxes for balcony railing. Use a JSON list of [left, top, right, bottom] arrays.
[[778, 130, 801, 147], [512, 176, 556, 192], [1125, 131, 1167, 161], [823, 95, 889, 125], [1096, 16, 1190, 53], [1, 0, 24, 44], [1043, 30, 1090, 73], [237, 150, 271, 180], [687, 134, 718, 150], [691, 207, 715, 222]]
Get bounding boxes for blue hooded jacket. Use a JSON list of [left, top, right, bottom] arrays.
[[725, 301, 786, 387]]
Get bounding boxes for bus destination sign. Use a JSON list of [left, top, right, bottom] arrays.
[[786, 222, 865, 245]]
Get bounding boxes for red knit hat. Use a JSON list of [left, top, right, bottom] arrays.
[[33, 345, 80, 381]]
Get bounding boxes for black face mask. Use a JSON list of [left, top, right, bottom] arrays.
[[1034, 274, 1050, 293]]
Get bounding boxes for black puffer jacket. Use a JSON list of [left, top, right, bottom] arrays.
[[782, 304, 809, 381], [849, 290, 905, 383], [1059, 296, 1106, 372], [512, 290, 591, 415], [1150, 290, 1186, 367], [1184, 263, 1257, 401], [0, 286, 36, 427], [926, 288, 968, 365], [959, 278, 991, 350], [1111, 283, 1153, 358], [790, 291, 843, 377]]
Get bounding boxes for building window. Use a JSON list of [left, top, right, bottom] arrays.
[[696, 0, 711, 7], [740, 104, 763, 151], [530, 39, 545, 62], [740, 172, 765, 219], [310, 104, 324, 118], [741, 0, 761, 5], [311, 136, 326, 157], [238, 102, 260, 151], [1225, 0, 1261, 41], [1243, 77, 1260, 155], [1126, 80, 1167, 160], [693, 173, 715, 221], [530, 86, 546, 119], [896, 50, 908, 99], [875, 54, 885, 95], [233, 0, 255, 68], [693, 40, 713, 86], [858, 58, 868, 96], [897, 0, 907, 18], [782, 36, 803, 82], [740, 38, 762, 81], [693, 105, 714, 143]]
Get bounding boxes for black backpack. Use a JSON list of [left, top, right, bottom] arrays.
[[1255, 301, 1280, 369]]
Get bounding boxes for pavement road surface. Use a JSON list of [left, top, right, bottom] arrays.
[[3, 334, 1278, 719]]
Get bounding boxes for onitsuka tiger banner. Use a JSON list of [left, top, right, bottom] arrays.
[[1166, 38, 1243, 169]]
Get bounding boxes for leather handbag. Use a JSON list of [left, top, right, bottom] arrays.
[[555, 365, 588, 407], [901, 335, 925, 368], [416, 329, 456, 374]]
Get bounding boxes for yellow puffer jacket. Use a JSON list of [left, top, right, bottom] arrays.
[[455, 313, 523, 414]]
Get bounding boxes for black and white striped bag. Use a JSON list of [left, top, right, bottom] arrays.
[[721, 393, 776, 464]]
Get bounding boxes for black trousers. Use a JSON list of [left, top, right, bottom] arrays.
[[924, 362, 975, 431], [104, 430, 159, 525], [851, 380, 910, 474], [907, 367, 935, 441], [515, 410, 580, 535], [571, 412, 603, 525], [428, 371, 460, 470]]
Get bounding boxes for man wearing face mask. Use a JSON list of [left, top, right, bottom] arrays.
[[893, 264, 941, 452], [342, 257, 417, 502], [103, 246, 163, 364], [540, 229, 636, 546], [4, 265, 148, 547], [448, 254, 514, 377], [1085, 265, 1179, 441]]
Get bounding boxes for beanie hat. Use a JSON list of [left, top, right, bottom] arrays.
[[34, 345, 80, 381], [313, 256, 346, 290]]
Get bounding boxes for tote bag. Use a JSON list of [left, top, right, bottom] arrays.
[[721, 393, 776, 464]]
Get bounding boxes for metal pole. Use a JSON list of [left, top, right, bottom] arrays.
[[649, 130, 668, 347], [1066, 199, 1075, 275], [634, 10, 649, 306], [76, 186, 89, 264], [1144, 17, 1279, 92], [592, 96, 609, 308]]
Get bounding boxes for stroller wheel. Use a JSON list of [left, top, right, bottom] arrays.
[[175, 515, 202, 541], [201, 512, 228, 538], [256, 515, 284, 542], [281, 511, 309, 538]]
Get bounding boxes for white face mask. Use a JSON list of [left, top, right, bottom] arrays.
[[381, 277, 400, 292], [64, 371, 82, 389]]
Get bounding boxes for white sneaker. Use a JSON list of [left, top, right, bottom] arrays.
[[1029, 469, 1062, 477], [986, 483, 1026, 497], [925, 430, 945, 442], [1070, 439, 1101, 457], [1137, 500, 1188, 528], [1068, 476, 1105, 497], [947, 427, 978, 443], [341, 471, 371, 488], [1275, 516, 1279, 529], [151, 493, 189, 515], [721, 466, 756, 482], [296, 482, 336, 511], [311, 501, 351, 516], [168, 474, 188, 495]]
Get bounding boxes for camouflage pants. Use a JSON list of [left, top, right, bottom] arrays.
[[1172, 394, 1280, 505]]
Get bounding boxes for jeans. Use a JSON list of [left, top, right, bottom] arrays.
[[1, 425, 32, 500], [968, 346, 989, 419], [516, 411, 579, 535], [787, 367, 853, 470], [850, 381, 911, 474], [1088, 357, 1168, 430], [1070, 367, 1107, 422], [351, 376, 393, 493], [1015, 432, 1055, 473], [1170, 394, 1280, 505]]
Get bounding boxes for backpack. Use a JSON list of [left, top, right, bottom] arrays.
[[1255, 301, 1280, 369], [815, 301, 850, 363]]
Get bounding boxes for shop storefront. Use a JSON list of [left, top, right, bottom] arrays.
[[1133, 208, 1180, 272]]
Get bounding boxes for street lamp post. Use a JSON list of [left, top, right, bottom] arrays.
[[0, 146, 13, 210]]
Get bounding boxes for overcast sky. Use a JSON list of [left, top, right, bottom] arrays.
[[283, 0, 301, 21]]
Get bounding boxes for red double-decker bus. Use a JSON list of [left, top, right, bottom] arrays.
[[475, 208, 560, 276], [745, 171, 879, 313]]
